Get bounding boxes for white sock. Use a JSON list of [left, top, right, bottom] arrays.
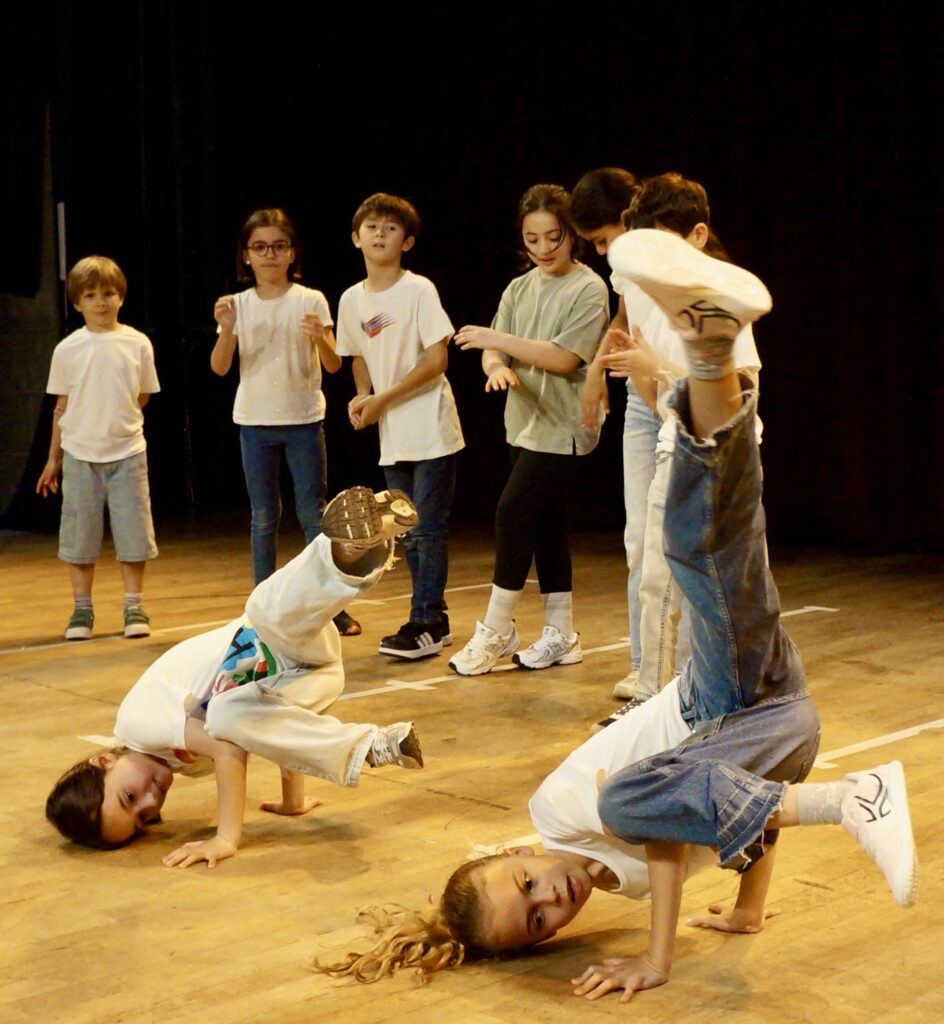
[[795, 780, 854, 825], [542, 591, 573, 635], [483, 585, 521, 635]]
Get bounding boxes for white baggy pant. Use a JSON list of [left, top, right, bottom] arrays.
[[204, 535, 391, 787]]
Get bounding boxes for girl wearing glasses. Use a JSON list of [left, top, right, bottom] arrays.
[[211, 208, 360, 635]]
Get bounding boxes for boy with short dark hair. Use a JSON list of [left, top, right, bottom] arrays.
[[335, 193, 464, 660], [37, 255, 159, 640]]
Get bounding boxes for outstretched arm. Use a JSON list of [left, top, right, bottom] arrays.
[[162, 717, 248, 869], [455, 324, 581, 374], [571, 840, 686, 1002]]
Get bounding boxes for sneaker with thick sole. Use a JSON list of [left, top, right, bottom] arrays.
[[65, 607, 94, 641], [322, 486, 418, 550], [123, 606, 151, 639], [612, 669, 640, 700], [608, 228, 772, 343], [379, 620, 449, 660], [449, 620, 519, 676], [513, 626, 582, 670], [841, 760, 917, 907], [590, 695, 650, 736], [366, 722, 424, 769]]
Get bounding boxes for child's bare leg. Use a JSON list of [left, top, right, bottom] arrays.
[[687, 371, 743, 440], [68, 562, 94, 598], [119, 560, 145, 594]]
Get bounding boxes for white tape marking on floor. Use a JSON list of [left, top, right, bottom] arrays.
[[1, 619, 234, 658], [814, 718, 944, 768], [781, 605, 839, 618]]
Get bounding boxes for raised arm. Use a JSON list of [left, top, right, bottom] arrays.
[[349, 338, 449, 429], [210, 295, 238, 375], [36, 395, 67, 497], [301, 312, 342, 374], [162, 716, 248, 869]]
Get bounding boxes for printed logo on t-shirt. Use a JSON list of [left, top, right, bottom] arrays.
[[362, 313, 395, 339], [201, 622, 277, 708]]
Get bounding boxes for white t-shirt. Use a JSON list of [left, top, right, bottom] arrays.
[[335, 270, 464, 465], [46, 324, 159, 463], [230, 284, 332, 425], [611, 276, 762, 452], [529, 679, 716, 899]]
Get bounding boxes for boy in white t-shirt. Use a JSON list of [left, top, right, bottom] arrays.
[[336, 193, 464, 660], [37, 256, 160, 641]]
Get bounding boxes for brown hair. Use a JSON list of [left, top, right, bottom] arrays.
[[515, 183, 585, 268], [45, 748, 130, 850], [625, 172, 731, 261], [237, 207, 303, 284], [351, 193, 421, 239], [315, 855, 504, 984], [67, 255, 128, 305]]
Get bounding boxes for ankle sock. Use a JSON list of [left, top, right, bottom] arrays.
[[684, 341, 736, 380], [795, 779, 854, 825], [483, 585, 521, 635], [124, 592, 143, 611], [74, 595, 92, 612], [542, 591, 573, 635]]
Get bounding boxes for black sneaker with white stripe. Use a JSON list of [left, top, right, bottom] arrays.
[[379, 617, 451, 660]]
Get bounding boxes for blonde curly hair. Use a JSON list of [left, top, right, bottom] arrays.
[[315, 855, 505, 983]]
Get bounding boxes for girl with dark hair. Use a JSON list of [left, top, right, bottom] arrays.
[[210, 208, 359, 635], [449, 184, 609, 675]]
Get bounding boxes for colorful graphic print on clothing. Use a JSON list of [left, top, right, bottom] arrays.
[[362, 313, 395, 339], [201, 623, 276, 709]]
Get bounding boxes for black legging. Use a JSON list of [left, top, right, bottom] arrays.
[[493, 446, 577, 594]]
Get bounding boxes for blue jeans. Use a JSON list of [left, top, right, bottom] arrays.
[[598, 384, 820, 868], [622, 384, 661, 669], [240, 422, 327, 586], [383, 454, 456, 623]]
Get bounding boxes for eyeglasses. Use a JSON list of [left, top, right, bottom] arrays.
[[246, 241, 293, 257]]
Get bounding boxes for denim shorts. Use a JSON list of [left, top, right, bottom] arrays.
[[59, 450, 158, 563]]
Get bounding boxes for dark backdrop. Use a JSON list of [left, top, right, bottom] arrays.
[[4, 2, 943, 549]]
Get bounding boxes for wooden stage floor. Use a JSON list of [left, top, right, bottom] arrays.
[[2, 523, 942, 1024]]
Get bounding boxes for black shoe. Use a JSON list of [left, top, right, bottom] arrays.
[[590, 696, 649, 736], [333, 609, 362, 636], [379, 620, 449, 660]]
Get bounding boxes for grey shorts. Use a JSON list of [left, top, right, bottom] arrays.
[[59, 451, 158, 564]]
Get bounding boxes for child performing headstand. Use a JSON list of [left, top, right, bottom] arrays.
[[46, 487, 423, 869], [319, 231, 917, 995], [211, 208, 360, 636], [450, 184, 609, 675]]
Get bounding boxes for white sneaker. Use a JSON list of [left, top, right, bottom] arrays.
[[612, 669, 639, 699], [367, 722, 424, 769], [840, 760, 917, 908], [608, 228, 772, 343], [449, 620, 519, 676], [513, 626, 582, 670]]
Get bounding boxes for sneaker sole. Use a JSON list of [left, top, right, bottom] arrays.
[[124, 625, 151, 639], [322, 487, 417, 548], [883, 761, 918, 907], [608, 229, 772, 328], [513, 650, 583, 670], [65, 628, 93, 641]]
